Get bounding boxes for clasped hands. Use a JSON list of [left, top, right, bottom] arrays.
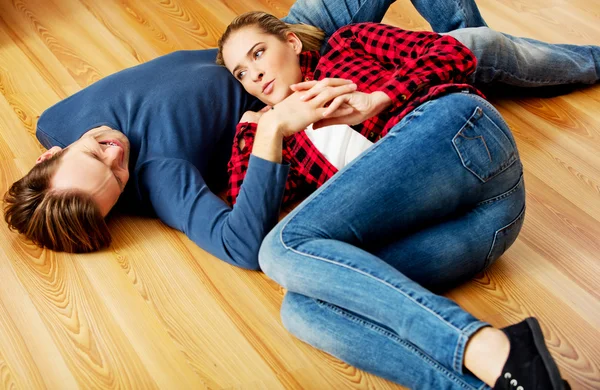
[[240, 78, 392, 138]]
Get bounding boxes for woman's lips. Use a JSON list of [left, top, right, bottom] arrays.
[[263, 80, 274, 95]]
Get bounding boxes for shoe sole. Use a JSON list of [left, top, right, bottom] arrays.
[[525, 317, 565, 390]]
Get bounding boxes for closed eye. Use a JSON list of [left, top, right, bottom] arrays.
[[85, 150, 124, 190]]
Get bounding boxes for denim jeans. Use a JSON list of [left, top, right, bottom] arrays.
[[448, 28, 600, 87], [284, 0, 487, 39], [259, 93, 526, 389], [285, 0, 599, 88]]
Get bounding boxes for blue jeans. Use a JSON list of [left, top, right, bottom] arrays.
[[285, 0, 599, 87], [448, 28, 600, 87], [284, 0, 487, 38], [259, 93, 526, 389]]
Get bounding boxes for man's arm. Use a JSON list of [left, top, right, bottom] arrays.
[[139, 158, 288, 270]]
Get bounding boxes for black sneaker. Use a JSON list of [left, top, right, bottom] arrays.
[[493, 317, 570, 390]]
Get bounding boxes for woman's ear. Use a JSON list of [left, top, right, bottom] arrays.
[[36, 146, 63, 164], [286, 32, 303, 54]]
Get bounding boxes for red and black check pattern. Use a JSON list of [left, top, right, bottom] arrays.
[[227, 22, 484, 206], [226, 122, 338, 206]]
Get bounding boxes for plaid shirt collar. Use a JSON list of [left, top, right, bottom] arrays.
[[299, 51, 320, 82]]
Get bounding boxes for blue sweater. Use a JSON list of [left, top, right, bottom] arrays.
[[36, 50, 289, 270]]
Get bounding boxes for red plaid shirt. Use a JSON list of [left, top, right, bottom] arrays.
[[227, 22, 484, 206]]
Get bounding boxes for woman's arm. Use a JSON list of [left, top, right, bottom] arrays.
[[327, 23, 477, 108], [227, 122, 299, 206], [227, 124, 338, 207], [227, 81, 356, 207]]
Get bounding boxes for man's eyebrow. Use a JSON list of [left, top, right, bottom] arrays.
[[232, 42, 264, 75]]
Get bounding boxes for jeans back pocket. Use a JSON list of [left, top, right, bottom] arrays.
[[452, 106, 518, 183], [485, 205, 526, 268]]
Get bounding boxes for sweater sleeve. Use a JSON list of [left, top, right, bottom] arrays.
[[139, 156, 289, 270]]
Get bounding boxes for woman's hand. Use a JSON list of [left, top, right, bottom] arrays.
[[238, 105, 272, 124], [264, 78, 358, 137], [291, 80, 392, 129], [250, 78, 356, 163]]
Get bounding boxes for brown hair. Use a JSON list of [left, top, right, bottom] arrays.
[[3, 150, 112, 253], [216, 11, 325, 66]]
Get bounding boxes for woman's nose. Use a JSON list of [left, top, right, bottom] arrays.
[[251, 69, 264, 82]]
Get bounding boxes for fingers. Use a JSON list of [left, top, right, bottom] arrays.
[[322, 96, 350, 117], [290, 78, 353, 93], [295, 78, 355, 101], [290, 80, 318, 91], [312, 111, 355, 129], [309, 83, 357, 108]]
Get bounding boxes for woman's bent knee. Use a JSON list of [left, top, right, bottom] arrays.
[[258, 226, 282, 275]]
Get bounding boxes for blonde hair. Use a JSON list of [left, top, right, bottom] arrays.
[[3, 150, 112, 253], [216, 11, 325, 66]]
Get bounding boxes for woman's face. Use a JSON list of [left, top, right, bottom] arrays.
[[222, 25, 303, 106]]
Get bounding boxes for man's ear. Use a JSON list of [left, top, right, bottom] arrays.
[[287, 32, 303, 54], [36, 146, 63, 164]]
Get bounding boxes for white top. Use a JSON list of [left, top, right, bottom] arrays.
[[304, 124, 373, 170]]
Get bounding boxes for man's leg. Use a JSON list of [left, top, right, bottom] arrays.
[[283, 0, 488, 45], [449, 27, 600, 87], [411, 0, 487, 32], [283, 0, 396, 48]]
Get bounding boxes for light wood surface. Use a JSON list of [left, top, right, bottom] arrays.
[[1, 0, 599, 389]]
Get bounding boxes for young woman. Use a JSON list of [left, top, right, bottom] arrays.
[[219, 12, 600, 208], [214, 11, 593, 389]]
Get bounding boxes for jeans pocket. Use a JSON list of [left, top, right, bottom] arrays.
[[452, 106, 518, 182], [484, 205, 526, 269]]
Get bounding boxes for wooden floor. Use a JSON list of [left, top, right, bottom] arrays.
[[0, 0, 599, 388]]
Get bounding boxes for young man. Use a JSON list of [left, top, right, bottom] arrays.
[[3, 0, 400, 268]]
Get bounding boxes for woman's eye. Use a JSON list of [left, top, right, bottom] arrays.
[[254, 49, 264, 59], [237, 70, 246, 80]]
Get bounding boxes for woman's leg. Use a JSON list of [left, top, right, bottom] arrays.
[[281, 292, 488, 389], [370, 177, 525, 291], [448, 27, 600, 87], [260, 93, 523, 382], [279, 179, 524, 390]]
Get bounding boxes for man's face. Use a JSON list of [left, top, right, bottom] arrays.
[[38, 126, 131, 216]]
